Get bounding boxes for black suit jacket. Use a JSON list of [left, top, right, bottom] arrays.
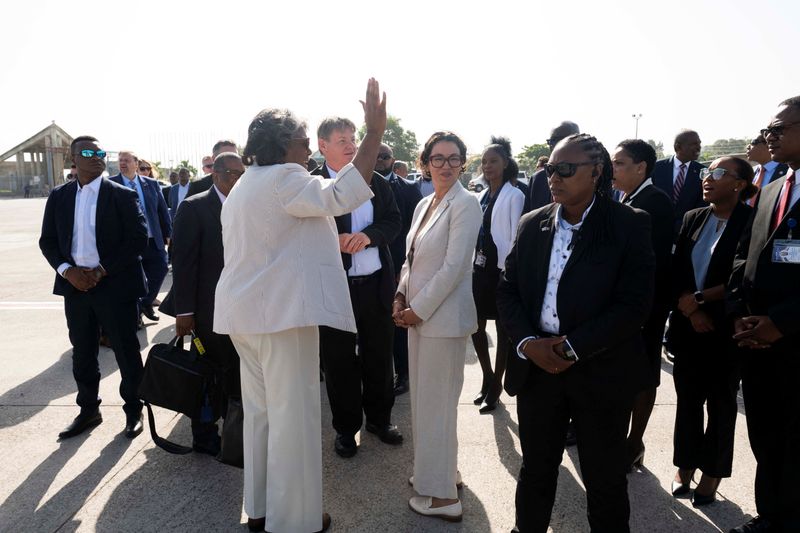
[[667, 202, 752, 353], [624, 183, 674, 320], [312, 163, 402, 310], [497, 198, 655, 397], [727, 171, 800, 345], [652, 157, 707, 237], [386, 172, 423, 277], [527, 168, 552, 211], [186, 174, 213, 198], [39, 178, 148, 301]]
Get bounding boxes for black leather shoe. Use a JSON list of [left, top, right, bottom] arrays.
[[479, 399, 498, 413], [334, 433, 357, 458], [671, 480, 691, 497], [564, 422, 577, 446], [692, 489, 716, 507], [365, 422, 403, 445], [124, 414, 143, 439], [142, 304, 160, 321], [393, 377, 409, 396], [247, 517, 265, 532], [58, 411, 102, 439], [729, 515, 774, 533], [193, 436, 221, 456]]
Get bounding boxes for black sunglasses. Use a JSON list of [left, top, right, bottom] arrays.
[[761, 120, 800, 139], [544, 161, 595, 178]]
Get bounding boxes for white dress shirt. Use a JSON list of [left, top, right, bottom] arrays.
[[515, 198, 595, 360], [622, 178, 654, 204], [57, 177, 102, 276], [756, 161, 781, 188], [177, 182, 190, 207], [326, 165, 381, 277]]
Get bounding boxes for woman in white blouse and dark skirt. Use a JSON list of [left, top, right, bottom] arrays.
[[666, 156, 756, 506], [471, 137, 525, 413]]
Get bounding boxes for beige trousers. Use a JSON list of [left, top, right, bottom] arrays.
[[231, 327, 322, 533], [408, 329, 467, 499]]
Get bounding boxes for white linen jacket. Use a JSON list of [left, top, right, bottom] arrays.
[[397, 182, 482, 338], [477, 181, 525, 270], [213, 162, 373, 335]]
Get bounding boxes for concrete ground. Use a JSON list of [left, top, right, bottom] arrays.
[[0, 197, 758, 532]]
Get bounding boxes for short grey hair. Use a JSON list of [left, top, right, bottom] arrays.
[[213, 151, 242, 172], [243, 108, 306, 166], [317, 117, 356, 140]]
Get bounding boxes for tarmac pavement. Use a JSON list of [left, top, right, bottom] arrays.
[[0, 197, 758, 532]]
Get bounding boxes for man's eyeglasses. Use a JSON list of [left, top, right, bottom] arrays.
[[79, 149, 106, 159], [428, 155, 464, 169], [761, 121, 800, 139], [544, 161, 595, 178], [700, 168, 739, 181], [376, 154, 393, 161]]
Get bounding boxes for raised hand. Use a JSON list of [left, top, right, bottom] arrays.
[[360, 78, 387, 137]]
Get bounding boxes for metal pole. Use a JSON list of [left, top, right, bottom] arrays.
[[632, 114, 642, 139]]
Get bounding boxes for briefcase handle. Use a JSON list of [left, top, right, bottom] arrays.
[[169, 332, 207, 356]]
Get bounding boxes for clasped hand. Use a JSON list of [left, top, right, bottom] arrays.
[[392, 296, 421, 328], [522, 336, 575, 375], [65, 266, 105, 291], [338, 232, 371, 254], [733, 315, 783, 349]]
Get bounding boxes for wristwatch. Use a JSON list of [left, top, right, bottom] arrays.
[[693, 290, 705, 305]]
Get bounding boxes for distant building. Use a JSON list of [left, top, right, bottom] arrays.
[[0, 122, 73, 196]]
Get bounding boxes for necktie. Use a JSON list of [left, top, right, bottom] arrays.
[[748, 166, 767, 207], [673, 163, 686, 203], [771, 171, 795, 233]]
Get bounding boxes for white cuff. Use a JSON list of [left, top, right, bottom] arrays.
[[57, 263, 72, 277], [516, 336, 538, 360], [564, 337, 580, 361]]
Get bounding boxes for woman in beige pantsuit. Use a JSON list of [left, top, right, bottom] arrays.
[[213, 79, 386, 533], [394, 131, 482, 523]]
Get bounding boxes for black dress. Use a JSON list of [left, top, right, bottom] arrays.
[[473, 191, 500, 320]]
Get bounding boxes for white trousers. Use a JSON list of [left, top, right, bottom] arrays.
[[231, 327, 322, 533], [408, 329, 467, 499]]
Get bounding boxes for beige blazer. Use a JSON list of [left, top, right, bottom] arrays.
[[397, 182, 482, 338], [213, 162, 373, 335]]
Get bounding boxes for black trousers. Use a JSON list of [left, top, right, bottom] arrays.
[[515, 370, 633, 533], [319, 273, 395, 435], [140, 238, 168, 307], [672, 334, 740, 477], [741, 345, 800, 531], [64, 289, 143, 419]]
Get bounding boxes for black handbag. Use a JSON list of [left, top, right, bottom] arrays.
[[138, 334, 223, 454], [217, 397, 244, 468]]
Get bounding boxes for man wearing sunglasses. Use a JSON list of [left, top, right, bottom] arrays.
[[727, 96, 800, 533], [652, 129, 706, 239], [111, 151, 171, 324], [39, 136, 149, 440], [528, 121, 580, 212], [746, 134, 789, 206], [186, 140, 238, 198]]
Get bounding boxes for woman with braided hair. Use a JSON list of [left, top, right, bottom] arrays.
[[497, 133, 655, 532], [471, 136, 525, 413]]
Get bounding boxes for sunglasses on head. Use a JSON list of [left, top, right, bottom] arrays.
[[79, 149, 106, 159], [700, 168, 739, 181], [544, 161, 595, 178]]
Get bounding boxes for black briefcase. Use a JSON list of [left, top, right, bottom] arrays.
[[138, 335, 223, 454]]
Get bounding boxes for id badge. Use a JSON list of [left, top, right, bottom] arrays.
[[772, 239, 800, 264], [474, 251, 487, 268]]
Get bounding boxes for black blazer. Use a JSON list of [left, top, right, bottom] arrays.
[[624, 183, 674, 319], [186, 174, 213, 198], [652, 157, 707, 237], [163, 188, 226, 329], [39, 178, 148, 301], [386, 173, 423, 277], [312, 163, 402, 310], [527, 168, 552, 212], [667, 202, 752, 353], [497, 197, 655, 398], [727, 172, 800, 345]]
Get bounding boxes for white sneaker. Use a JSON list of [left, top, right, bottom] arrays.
[[408, 496, 462, 522], [408, 471, 463, 489]]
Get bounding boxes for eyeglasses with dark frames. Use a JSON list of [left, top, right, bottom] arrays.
[[428, 154, 464, 169], [760, 121, 800, 139], [79, 149, 106, 159], [544, 161, 595, 178]]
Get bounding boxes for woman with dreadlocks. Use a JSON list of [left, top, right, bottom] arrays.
[[496, 133, 656, 533]]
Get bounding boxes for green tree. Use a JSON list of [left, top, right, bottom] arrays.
[[517, 143, 550, 174], [646, 139, 665, 160], [700, 138, 749, 162], [358, 115, 419, 164]]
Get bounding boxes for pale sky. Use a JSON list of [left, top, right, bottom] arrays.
[[2, 0, 798, 168]]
